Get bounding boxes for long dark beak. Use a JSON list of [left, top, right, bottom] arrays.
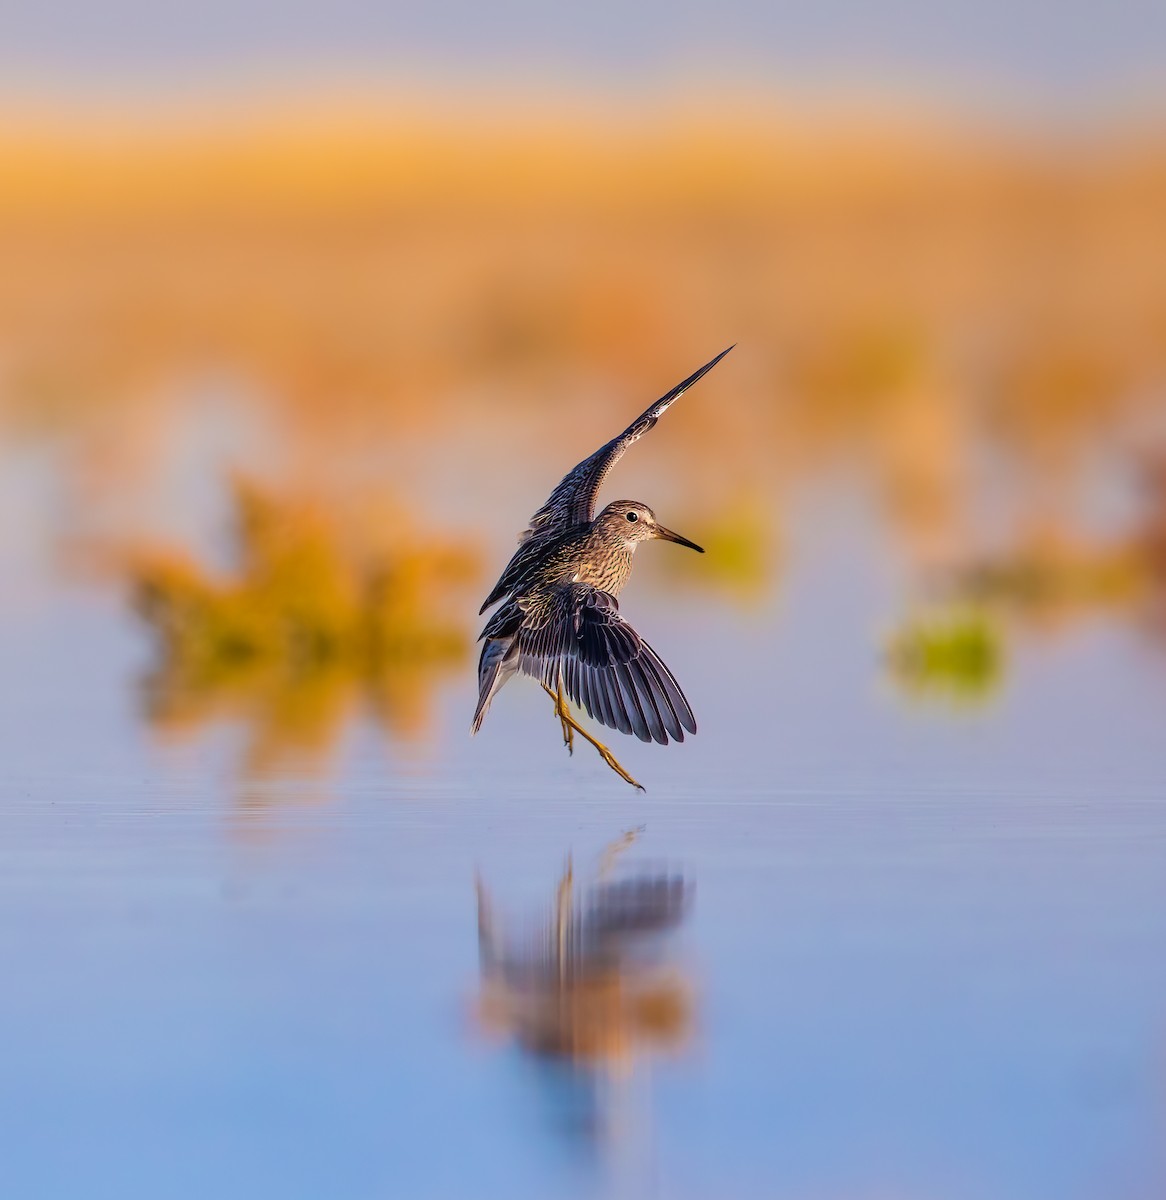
[[654, 524, 705, 553]]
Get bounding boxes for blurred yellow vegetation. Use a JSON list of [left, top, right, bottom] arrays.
[[890, 481, 1166, 705], [0, 102, 1162, 535], [956, 528, 1151, 629], [135, 478, 476, 668], [132, 478, 480, 776], [888, 608, 1004, 704], [1, 97, 1165, 618]]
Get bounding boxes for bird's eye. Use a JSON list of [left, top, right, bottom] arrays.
[[626, 511, 639, 522]]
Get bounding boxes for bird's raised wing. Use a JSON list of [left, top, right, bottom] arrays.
[[515, 584, 697, 745], [478, 346, 732, 614], [521, 345, 733, 544]]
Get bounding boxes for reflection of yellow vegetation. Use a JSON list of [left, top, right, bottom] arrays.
[[144, 657, 359, 781], [889, 609, 1004, 704], [132, 479, 479, 776]]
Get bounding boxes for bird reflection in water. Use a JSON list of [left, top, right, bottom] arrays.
[[474, 830, 694, 1149]]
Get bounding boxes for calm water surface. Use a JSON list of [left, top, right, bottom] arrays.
[[1, 485, 1164, 1200]]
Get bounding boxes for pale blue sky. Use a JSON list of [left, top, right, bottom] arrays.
[[0, 0, 1163, 106]]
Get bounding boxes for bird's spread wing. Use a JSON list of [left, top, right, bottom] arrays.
[[478, 346, 733, 614], [521, 345, 734, 543], [515, 585, 697, 745]]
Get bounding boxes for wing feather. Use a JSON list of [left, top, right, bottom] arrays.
[[479, 347, 732, 614], [594, 664, 622, 734], [522, 345, 733, 542], [647, 647, 697, 735], [514, 584, 696, 746], [614, 662, 652, 743], [622, 657, 664, 744]]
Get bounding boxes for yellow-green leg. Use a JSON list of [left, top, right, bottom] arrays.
[[541, 680, 645, 791], [554, 684, 574, 753]]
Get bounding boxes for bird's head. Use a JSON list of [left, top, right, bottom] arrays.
[[597, 501, 704, 553]]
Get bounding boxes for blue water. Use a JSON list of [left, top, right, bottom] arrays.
[[1, 493, 1164, 1200]]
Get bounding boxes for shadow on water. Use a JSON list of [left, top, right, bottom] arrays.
[[474, 830, 695, 1153]]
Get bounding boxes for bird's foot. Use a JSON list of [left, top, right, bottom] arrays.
[[542, 683, 575, 753], [541, 683, 644, 791], [589, 738, 645, 792], [542, 682, 575, 753]]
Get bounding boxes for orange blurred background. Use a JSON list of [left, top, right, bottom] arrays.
[[3, 17, 1166, 1196], [1, 28, 1164, 772]]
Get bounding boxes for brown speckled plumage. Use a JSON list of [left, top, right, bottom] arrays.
[[472, 348, 732, 754]]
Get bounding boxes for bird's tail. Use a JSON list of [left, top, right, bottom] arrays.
[[471, 638, 512, 735]]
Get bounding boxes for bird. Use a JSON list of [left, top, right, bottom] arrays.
[[472, 346, 733, 789]]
